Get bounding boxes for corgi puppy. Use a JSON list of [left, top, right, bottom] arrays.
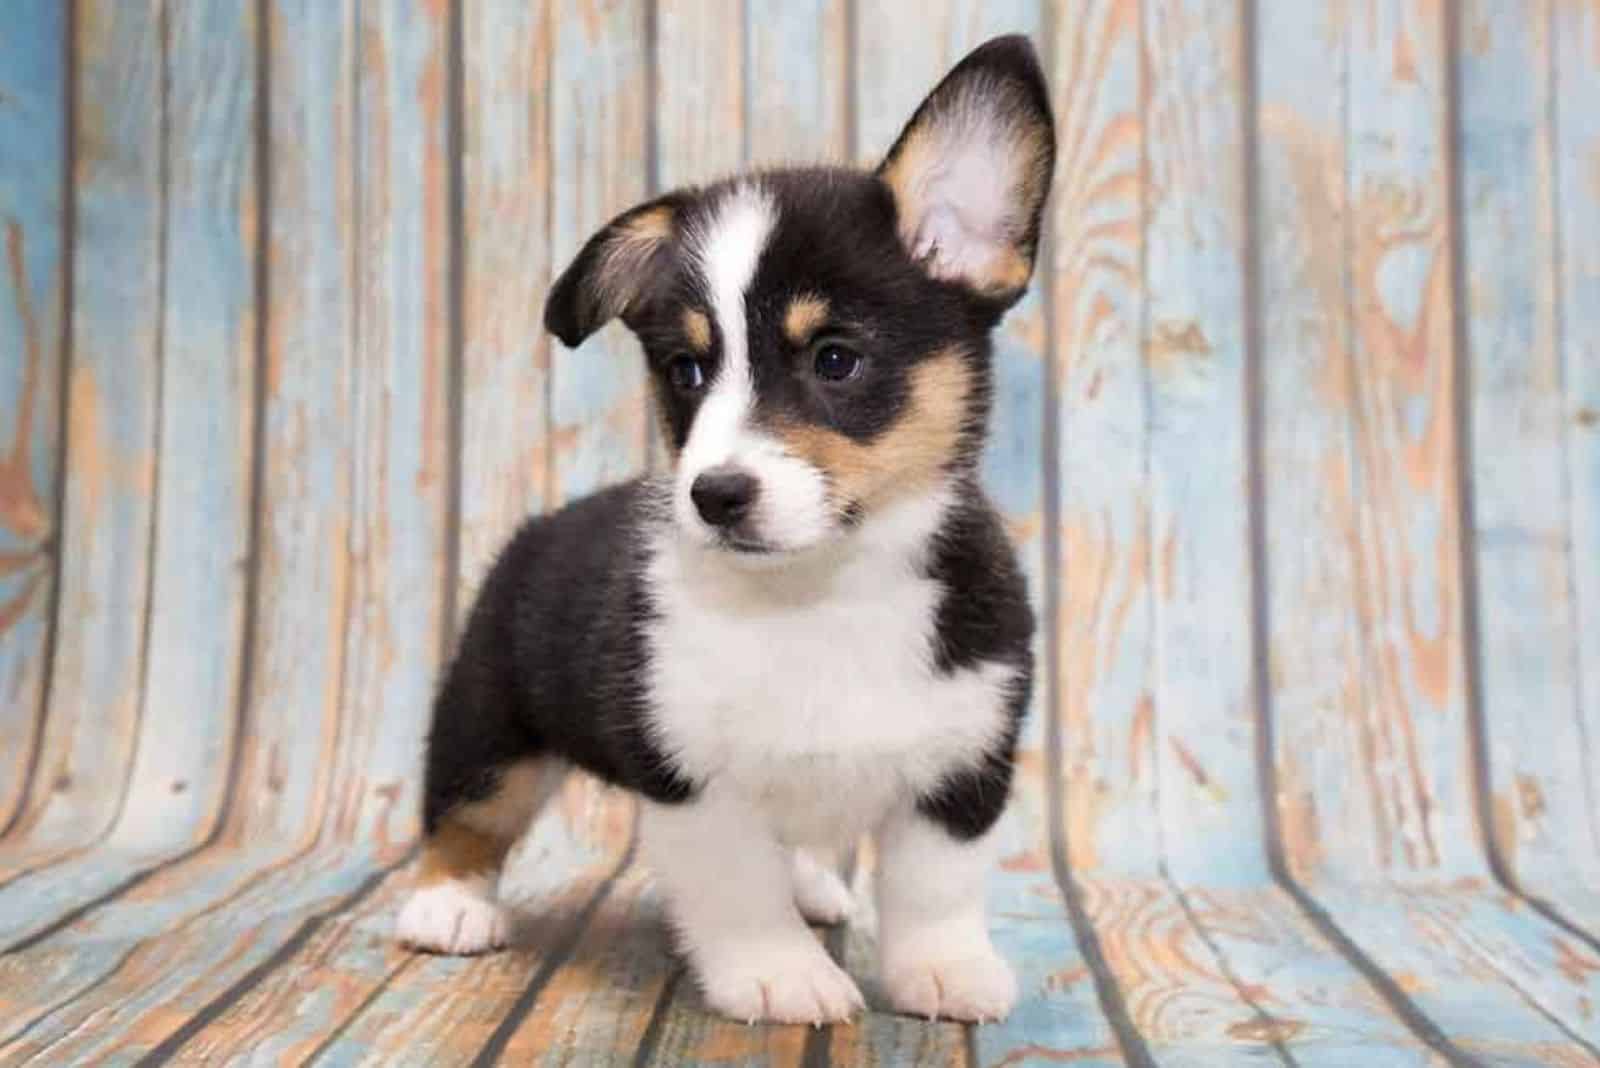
[[397, 35, 1054, 1025]]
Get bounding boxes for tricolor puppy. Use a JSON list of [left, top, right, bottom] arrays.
[[397, 36, 1054, 1024]]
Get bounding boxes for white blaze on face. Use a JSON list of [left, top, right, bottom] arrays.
[[677, 185, 832, 553]]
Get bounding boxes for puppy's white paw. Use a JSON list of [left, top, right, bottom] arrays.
[[697, 940, 865, 1024], [792, 852, 854, 926], [396, 881, 511, 955], [883, 940, 1017, 1022]]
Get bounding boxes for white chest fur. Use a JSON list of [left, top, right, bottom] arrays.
[[641, 492, 1017, 846]]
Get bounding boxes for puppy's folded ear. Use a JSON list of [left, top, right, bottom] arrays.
[[544, 195, 683, 348], [877, 35, 1055, 304]]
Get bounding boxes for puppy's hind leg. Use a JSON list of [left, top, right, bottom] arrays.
[[397, 756, 556, 955], [398, 652, 559, 955]]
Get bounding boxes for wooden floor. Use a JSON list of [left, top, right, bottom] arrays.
[[2, 1, 1599, 1064]]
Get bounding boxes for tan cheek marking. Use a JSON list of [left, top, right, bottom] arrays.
[[774, 347, 972, 511], [682, 308, 711, 352], [783, 294, 830, 346]]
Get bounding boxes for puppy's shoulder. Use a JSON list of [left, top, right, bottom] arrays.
[[924, 482, 1034, 674]]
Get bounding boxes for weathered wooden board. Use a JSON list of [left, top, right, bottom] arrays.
[[0, 0, 258, 946], [1458, 0, 1600, 912], [1, 0, 161, 878], [0, 2, 66, 835], [455, 0, 553, 608], [234, 0, 358, 848], [545, 0, 650, 498], [1552, 0, 1600, 936], [1052, 0, 1158, 886], [1141, 0, 1265, 889], [745, 0, 849, 166]]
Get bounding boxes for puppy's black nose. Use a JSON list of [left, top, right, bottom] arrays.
[[691, 467, 758, 528]]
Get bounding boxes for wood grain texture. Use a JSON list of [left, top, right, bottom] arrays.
[[334, 0, 452, 847], [456, 0, 553, 611], [655, 0, 744, 188], [546, 0, 650, 499], [2, 0, 162, 871], [0, 2, 66, 834], [1141, 0, 1265, 888], [0, 845, 391, 1062], [235, 0, 358, 846], [117, 0, 256, 853], [0, 0, 258, 946], [745, 0, 849, 165], [1315, 0, 1473, 880], [1552, 0, 1600, 932], [1459, 0, 1600, 906], [1051, 0, 1158, 881]]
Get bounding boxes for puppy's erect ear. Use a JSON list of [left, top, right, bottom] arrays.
[[877, 35, 1055, 303], [544, 195, 683, 348]]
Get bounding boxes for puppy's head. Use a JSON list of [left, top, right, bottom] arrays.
[[545, 36, 1054, 558]]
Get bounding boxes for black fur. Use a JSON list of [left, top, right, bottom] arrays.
[[422, 481, 693, 834]]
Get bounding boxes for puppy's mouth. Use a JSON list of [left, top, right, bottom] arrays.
[[715, 531, 779, 555]]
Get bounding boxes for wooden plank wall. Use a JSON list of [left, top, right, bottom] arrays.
[[1, 1, 1598, 1064]]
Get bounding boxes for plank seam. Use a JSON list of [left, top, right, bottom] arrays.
[[1042, 2, 1155, 1060], [440, 0, 466, 650], [469, 822, 640, 1066], [539, 0, 555, 507], [843, 0, 857, 160], [302, 956, 418, 1065], [127, 851, 415, 1066], [0, 0, 77, 845], [631, 964, 684, 1068], [1444, 0, 1600, 960], [1547, 0, 1600, 881], [0, 941, 138, 1051], [1419, 893, 1600, 1061], [198, 0, 274, 853], [1242, 4, 1479, 1063], [113, 0, 176, 853]]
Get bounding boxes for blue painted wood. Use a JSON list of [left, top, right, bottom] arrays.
[[1141, 0, 1265, 889], [745, 0, 849, 165], [1052, 0, 1158, 885], [1459, 0, 1600, 906], [335, 0, 452, 847], [0, 1, 66, 834], [1550, 0, 1600, 930], [2, 0, 161, 875], [240, 0, 357, 846], [456, 0, 553, 608], [118, 0, 256, 854], [546, 0, 650, 499]]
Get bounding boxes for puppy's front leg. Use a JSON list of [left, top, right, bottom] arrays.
[[876, 803, 1017, 1021], [641, 793, 864, 1024]]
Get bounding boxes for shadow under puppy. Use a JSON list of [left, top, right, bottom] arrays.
[[397, 35, 1055, 1025]]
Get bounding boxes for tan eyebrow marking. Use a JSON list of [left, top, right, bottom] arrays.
[[783, 294, 830, 346], [682, 308, 712, 352]]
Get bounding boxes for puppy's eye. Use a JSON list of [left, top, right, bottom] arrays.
[[667, 354, 708, 393], [812, 341, 863, 383]]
